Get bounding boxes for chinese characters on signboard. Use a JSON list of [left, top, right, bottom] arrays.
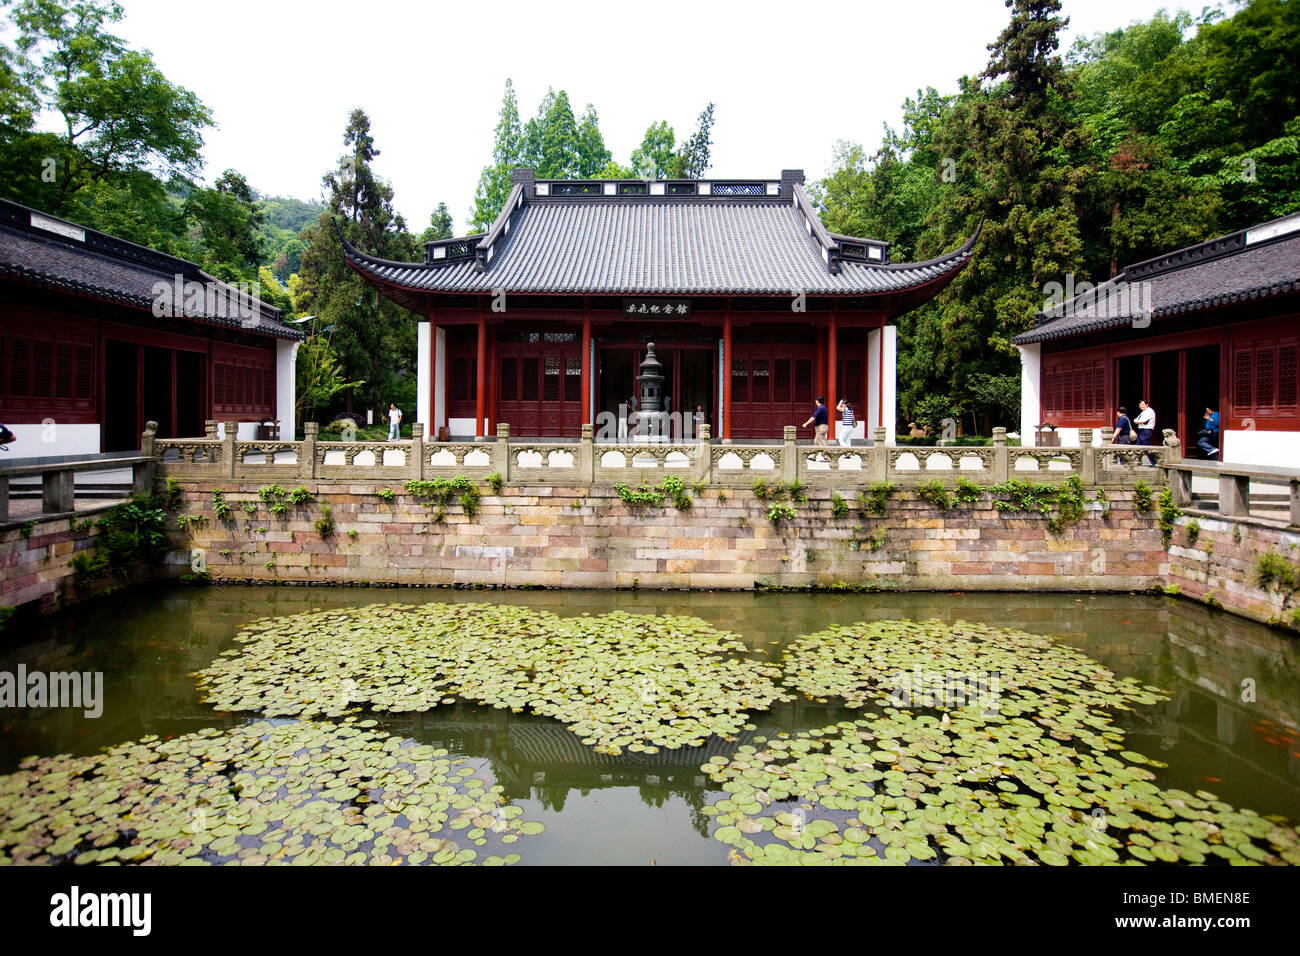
[[623, 299, 691, 318]]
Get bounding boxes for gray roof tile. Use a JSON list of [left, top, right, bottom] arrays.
[[344, 199, 975, 296]]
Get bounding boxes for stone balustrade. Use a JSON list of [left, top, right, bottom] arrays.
[[1166, 459, 1300, 528], [153, 420, 1175, 490]]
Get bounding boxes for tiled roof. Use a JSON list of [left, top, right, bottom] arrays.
[[1013, 216, 1300, 345], [342, 197, 977, 298], [0, 198, 303, 340]]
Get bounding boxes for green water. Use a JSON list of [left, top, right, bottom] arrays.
[[2, 586, 1298, 865]]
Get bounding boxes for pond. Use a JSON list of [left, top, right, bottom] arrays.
[[1, 586, 1298, 865]]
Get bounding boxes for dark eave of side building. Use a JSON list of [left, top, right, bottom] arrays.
[[339, 168, 980, 319], [0, 197, 303, 340], [1012, 212, 1300, 346]]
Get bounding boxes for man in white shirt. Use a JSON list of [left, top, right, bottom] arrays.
[[388, 403, 403, 441], [1134, 400, 1156, 463]]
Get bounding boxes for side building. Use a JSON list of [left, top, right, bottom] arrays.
[[341, 169, 978, 443], [1013, 212, 1300, 466], [0, 198, 303, 458]]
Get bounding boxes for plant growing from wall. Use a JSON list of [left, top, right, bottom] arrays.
[[346, 529, 358, 541], [866, 527, 888, 552], [751, 478, 771, 502], [405, 476, 482, 518], [211, 490, 232, 522], [1158, 488, 1181, 549], [20, 520, 36, 539], [1185, 519, 1201, 547], [485, 471, 504, 495], [289, 486, 316, 505], [615, 482, 665, 508], [242, 501, 259, 517], [1132, 481, 1154, 514], [314, 503, 335, 537], [1256, 551, 1298, 598], [782, 479, 808, 504], [830, 493, 849, 518], [660, 475, 692, 510], [767, 502, 796, 527], [68, 515, 92, 532], [953, 477, 984, 505], [916, 480, 953, 511], [375, 487, 395, 501], [68, 495, 171, 595], [857, 481, 895, 517], [988, 477, 1089, 535]]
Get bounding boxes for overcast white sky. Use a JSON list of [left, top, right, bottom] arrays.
[[106, 0, 1194, 233]]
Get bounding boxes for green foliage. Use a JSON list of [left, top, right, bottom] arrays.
[[176, 513, 207, 532], [289, 486, 315, 505], [375, 487, 395, 502], [783, 480, 808, 504], [242, 501, 259, 517], [953, 476, 985, 505], [1185, 519, 1201, 547], [857, 481, 896, 517], [211, 490, 232, 522], [346, 529, 358, 541], [1132, 481, 1154, 514], [19, 520, 36, 539], [988, 476, 1090, 534], [1157, 487, 1181, 549], [614, 475, 692, 510], [751, 478, 771, 502], [830, 493, 850, 518], [916, 480, 953, 511], [69, 494, 171, 594], [164, 477, 184, 512], [866, 527, 889, 552], [766, 502, 797, 526], [314, 503, 334, 538], [485, 472, 504, 495], [404, 476, 481, 517], [1256, 551, 1298, 602], [68, 515, 92, 532]]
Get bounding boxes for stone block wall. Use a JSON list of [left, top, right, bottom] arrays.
[[0, 507, 111, 616], [165, 481, 1166, 593], [1165, 515, 1300, 630]]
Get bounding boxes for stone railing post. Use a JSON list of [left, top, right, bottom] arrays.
[[141, 420, 158, 459], [43, 467, 74, 515], [494, 423, 511, 481], [223, 421, 239, 478], [204, 420, 218, 439], [1162, 429, 1181, 464], [301, 422, 318, 479], [696, 424, 712, 485], [1078, 428, 1095, 484], [868, 426, 888, 482], [782, 426, 798, 483], [1168, 465, 1192, 507], [409, 424, 424, 480], [992, 427, 1009, 482], [579, 424, 595, 484], [1219, 473, 1250, 517]]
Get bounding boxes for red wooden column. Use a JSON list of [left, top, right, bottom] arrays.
[[722, 300, 733, 441], [827, 308, 838, 441], [475, 306, 487, 438], [581, 299, 592, 426]]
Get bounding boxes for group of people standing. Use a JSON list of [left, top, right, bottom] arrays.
[[1113, 401, 1219, 460]]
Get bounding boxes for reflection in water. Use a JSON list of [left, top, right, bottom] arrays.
[[1, 586, 1297, 865]]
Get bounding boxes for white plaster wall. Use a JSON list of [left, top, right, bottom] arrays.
[[416, 321, 431, 439], [276, 339, 299, 440], [4, 423, 100, 459], [448, 417, 477, 439], [1222, 429, 1300, 469], [1018, 343, 1041, 442], [434, 327, 447, 433], [866, 326, 898, 444]]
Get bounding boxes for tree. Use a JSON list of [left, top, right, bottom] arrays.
[[419, 202, 454, 244], [537, 89, 578, 178], [6, 0, 211, 214], [669, 102, 716, 178], [181, 169, 265, 279], [470, 78, 524, 231], [630, 120, 676, 178], [295, 109, 418, 417], [576, 104, 611, 177]]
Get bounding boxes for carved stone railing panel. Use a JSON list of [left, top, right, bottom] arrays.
[[712, 447, 780, 469], [155, 440, 222, 464]]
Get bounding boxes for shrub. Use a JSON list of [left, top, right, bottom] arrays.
[[830, 492, 849, 518], [916, 480, 952, 511], [767, 502, 796, 526], [953, 476, 984, 505], [289, 486, 315, 505], [485, 471, 504, 495], [376, 487, 395, 502], [751, 478, 771, 501], [314, 503, 335, 537], [858, 482, 895, 517], [1132, 481, 1154, 514]]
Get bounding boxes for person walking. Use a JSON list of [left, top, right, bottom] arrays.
[[693, 404, 706, 437], [802, 396, 829, 445], [836, 399, 855, 447], [1112, 406, 1134, 445], [1134, 399, 1157, 464], [387, 402, 403, 441], [1196, 407, 1220, 460]]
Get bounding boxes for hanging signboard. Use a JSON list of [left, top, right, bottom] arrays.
[[622, 299, 691, 318]]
